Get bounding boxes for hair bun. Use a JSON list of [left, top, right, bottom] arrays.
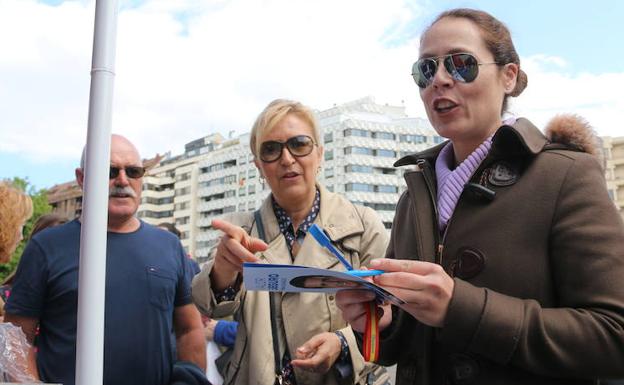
[[510, 69, 528, 97]]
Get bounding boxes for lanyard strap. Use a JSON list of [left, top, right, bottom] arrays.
[[363, 301, 379, 362], [254, 210, 284, 383]]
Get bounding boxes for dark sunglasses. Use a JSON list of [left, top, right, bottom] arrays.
[[412, 52, 498, 88], [259, 135, 317, 163], [109, 166, 146, 179]]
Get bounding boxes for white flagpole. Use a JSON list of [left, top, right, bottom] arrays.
[[75, 1, 119, 384]]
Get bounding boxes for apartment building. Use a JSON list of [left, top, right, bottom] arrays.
[[137, 133, 224, 256]]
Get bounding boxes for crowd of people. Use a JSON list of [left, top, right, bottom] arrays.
[[1, 8, 623, 385]]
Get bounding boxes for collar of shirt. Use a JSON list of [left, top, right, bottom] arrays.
[[271, 188, 321, 251]]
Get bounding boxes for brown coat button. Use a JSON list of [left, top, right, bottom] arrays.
[[454, 248, 485, 280]]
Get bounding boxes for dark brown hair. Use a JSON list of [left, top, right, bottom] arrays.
[[29, 213, 68, 240], [158, 222, 181, 239], [425, 8, 528, 112]]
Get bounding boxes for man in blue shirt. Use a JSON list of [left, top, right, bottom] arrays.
[[5, 134, 206, 385]]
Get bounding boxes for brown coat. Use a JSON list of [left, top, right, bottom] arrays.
[[192, 185, 389, 385], [377, 118, 624, 385]]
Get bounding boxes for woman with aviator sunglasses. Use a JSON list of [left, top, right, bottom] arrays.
[[336, 8, 624, 385], [192, 99, 390, 385]]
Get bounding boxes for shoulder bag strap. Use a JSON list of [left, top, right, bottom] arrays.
[[253, 210, 283, 384]]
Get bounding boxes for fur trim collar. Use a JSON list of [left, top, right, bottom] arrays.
[[545, 114, 600, 156]]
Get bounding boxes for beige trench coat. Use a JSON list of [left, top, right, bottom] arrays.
[[192, 185, 389, 385]]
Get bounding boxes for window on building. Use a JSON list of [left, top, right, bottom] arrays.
[[248, 185, 256, 194], [373, 132, 395, 140], [345, 183, 374, 192], [175, 187, 191, 196], [176, 172, 191, 182], [345, 165, 373, 173], [176, 216, 190, 225], [324, 132, 333, 143], [174, 201, 190, 210], [239, 187, 246, 196], [344, 128, 370, 138], [345, 147, 374, 156], [325, 167, 334, 178], [399, 134, 426, 144], [325, 150, 334, 161], [376, 149, 396, 158], [376, 185, 398, 193]]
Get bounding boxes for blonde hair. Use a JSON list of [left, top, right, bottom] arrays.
[[0, 182, 33, 261], [249, 99, 320, 156]]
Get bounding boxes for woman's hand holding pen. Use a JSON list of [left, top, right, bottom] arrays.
[[368, 259, 454, 328], [211, 218, 268, 291]]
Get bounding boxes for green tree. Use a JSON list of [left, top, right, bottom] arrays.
[[0, 177, 52, 282]]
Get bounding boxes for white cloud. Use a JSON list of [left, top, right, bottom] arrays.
[[1, 0, 424, 162], [0, 0, 622, 168], [510, 54, 624, 137]]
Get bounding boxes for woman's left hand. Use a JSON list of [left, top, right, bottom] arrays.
[[290, 332, 342, 374], [369, 258, 455, 328]]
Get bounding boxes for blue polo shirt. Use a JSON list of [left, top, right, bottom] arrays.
[[5, 220, 191, 385]]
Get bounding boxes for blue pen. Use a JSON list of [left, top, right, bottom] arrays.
[[345, 269, 385, 277], [308, 224, 354, 270]]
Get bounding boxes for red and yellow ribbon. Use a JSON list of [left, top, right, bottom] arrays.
[[363, 301, 379, 362]]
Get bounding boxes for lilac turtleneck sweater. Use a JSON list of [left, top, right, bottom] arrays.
[[435, 138, 492, 232], [434, 118, 517, 232]]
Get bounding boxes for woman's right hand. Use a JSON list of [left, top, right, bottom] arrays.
[[210, 218, 268, 291], [335, 290, 392, 334]]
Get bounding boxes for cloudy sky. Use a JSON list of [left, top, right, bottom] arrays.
[[1, 0, 623, 189]]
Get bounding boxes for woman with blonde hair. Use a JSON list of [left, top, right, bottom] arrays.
[[0, 181, 32, 321], [192, 99, 390, 385], [0, 182, 33, 263]]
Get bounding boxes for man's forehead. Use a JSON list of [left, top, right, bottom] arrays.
[[110, 148, 142, 165]]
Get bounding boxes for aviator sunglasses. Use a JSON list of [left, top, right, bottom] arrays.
[[109, 166, 146, 179], [259, 135, 317, 163], [412, 52, 498, 88]]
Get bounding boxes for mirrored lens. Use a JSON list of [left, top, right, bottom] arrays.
[[445, 53, 479, 83], [412, 58, 437, 88], [412, 53, 480, 88]]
